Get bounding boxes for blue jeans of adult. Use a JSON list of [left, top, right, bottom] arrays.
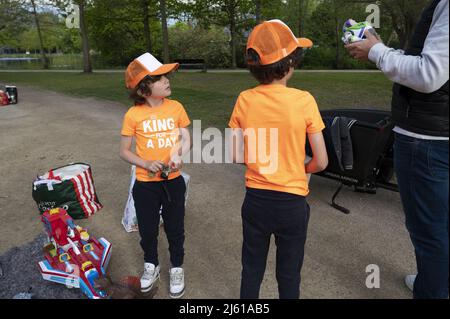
[[394, 133, 449, 299]]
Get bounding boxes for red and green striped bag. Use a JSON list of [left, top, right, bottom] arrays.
[[32, 163, 103, 219]]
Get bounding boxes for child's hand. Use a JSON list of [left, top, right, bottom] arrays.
[[168, 157, 183, 171], [145, 160, 164, 173]]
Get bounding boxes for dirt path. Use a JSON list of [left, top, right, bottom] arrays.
[[0, 84, 415, 298]]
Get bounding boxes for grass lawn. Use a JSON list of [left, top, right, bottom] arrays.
[[0, 71, 393, 129]]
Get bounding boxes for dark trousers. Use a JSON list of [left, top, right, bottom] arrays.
[[394, 133, 449, 299], [132, 175, 186, 267], [240, 188, 310, 299]]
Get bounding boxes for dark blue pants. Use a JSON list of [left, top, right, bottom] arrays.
[[132, 176, 186, 267], [394, 133, 449, 299], [240, 188, 310, 299]]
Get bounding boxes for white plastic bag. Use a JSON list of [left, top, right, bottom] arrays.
[[121, 166, 191, 233]]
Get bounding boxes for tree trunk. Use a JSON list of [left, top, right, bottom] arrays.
[[333, 1, 340, 69], [385, 30, 396, 47], [230, 12, 237, 68], [335, 20, 340, 69], [382, 0, 423, 50], [402, 14, 418, 50], [398, 31, 408, 49], [255, 0, 261, 24], [160, 0, 170, 63], [298, 0, 303, 37], [78, 0, 92, 73], [30, 0, 49, 69], [142, 0, 152, 53]]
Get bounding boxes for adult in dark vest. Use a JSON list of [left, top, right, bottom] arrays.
[[345, 0, 448, 299]]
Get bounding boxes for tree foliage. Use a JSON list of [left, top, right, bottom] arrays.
[[0, 0, 32, 48], [0, 0, 436, 69]]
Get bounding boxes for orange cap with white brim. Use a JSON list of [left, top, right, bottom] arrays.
[[125, 53, 179, 89]]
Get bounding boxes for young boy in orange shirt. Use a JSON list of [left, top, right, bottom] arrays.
[[228, 20, 328, 299], [120, 53, 191, 298]]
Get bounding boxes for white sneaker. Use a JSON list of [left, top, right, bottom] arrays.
[[405, 274, 416, 292], [169, 267, 185, 298], [140, 263, 160, 292]]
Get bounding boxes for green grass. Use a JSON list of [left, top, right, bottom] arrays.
[[0, 71, 393, 129]]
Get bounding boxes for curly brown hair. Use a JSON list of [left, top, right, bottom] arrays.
[[246, 48, 303, 84], [129, 76, 157, 105]]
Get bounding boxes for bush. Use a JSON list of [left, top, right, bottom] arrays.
[[301, 46, 335, 69], [169, 24, 232, 68], [300, 46, 377, 70]]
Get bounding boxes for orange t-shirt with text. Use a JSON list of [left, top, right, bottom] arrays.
[[228, 84, 325, 196], [121, 98, 191, 182]]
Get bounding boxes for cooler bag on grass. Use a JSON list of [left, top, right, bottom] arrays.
[[32, 163, 103, 219]]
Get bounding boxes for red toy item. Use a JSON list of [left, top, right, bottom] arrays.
[[38, 208, 112, 299], [0, 91, 9, 106]]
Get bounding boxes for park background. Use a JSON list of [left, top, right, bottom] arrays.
[[0, 0, 434, 299], [1, 0, 430, 71], [0, 0, 432, 127]]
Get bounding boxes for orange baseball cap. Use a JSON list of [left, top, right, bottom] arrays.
[[125, 53, 179, 89], [246, 19, 313, 65]]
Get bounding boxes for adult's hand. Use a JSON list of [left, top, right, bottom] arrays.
[[345, 30, 382, 61]]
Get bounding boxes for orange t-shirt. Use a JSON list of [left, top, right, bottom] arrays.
[[121, 98, 191, 182], [228, 84, 325, 196]]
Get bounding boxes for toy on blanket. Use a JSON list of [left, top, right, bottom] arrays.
[[37, 207, 112, 299], [342, 19, 378, 45]]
